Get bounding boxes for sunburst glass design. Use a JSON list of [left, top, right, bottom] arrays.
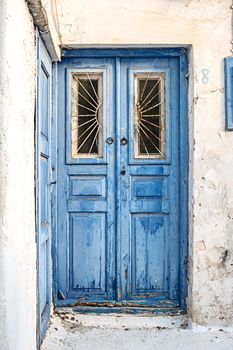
[[71, 72, 103, 158], [134, 72, 166, 159]]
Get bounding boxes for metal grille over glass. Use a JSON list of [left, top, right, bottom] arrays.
[[71, 72, 103, 158], [134, 72, 166, 159]]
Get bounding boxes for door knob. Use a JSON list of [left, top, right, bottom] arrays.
[[106, 137, 114, 145], [121, 137, 128, 145]]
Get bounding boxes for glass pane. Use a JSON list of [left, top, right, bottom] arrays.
[[71, 72, 103, 158], [134, 72, 166, 159]]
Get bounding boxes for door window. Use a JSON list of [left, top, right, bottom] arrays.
[[71, 72, 103, 158], [134, 72, 166, 159]]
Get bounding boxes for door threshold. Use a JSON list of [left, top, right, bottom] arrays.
[[55, 307, 188, 330], [56, 305, 186, 316]]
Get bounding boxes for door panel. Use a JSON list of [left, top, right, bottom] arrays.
[[131, 214, 168, 291], [56, 52, 186, 309], [70, 213, 106, 291], [36, 34, 52, 341], [119, 57, 179, 307], [57, 59, 116, 304]]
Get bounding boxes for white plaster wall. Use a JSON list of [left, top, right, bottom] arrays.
[[0, 0, 37, 349], [0, 4, 232, 350], [53, 0, 233, 326]]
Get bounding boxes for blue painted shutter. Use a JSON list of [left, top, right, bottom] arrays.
[[224, 57, 233, 130], [36, 33, 52, 342]]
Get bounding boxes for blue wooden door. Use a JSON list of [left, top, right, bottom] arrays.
[[57, 58, 116, 304], [56, 50, 187, 309], [36, 34, 52, 340], [119, 57, 180, 307]]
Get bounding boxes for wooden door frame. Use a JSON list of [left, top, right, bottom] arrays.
[[51, 48, 189, 313]]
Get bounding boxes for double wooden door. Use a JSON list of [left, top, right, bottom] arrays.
[[56, 52, 187, 309]]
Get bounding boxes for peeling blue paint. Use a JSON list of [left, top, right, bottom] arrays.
[[54, 49, 188, 312]]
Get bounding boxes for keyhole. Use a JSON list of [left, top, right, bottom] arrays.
[[121, 165, 126, 175]]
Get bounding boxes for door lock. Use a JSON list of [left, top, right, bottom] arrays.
[[121, 137, 128, 145], [121, 165, 126, 176]]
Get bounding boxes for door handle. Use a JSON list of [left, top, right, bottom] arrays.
[[121, 137, 128, 145], [106, 137, 114, 145]]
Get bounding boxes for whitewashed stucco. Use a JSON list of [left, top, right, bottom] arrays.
[[1, 1, 233, 349], [0, 0, 37, 349], [51, 0, 233, 326]]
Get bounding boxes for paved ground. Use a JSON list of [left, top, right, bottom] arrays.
[[41, 311, 233, 350]]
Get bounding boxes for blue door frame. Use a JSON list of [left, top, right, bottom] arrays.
[[52, 48, 189, 312]]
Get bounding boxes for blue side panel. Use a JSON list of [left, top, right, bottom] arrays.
[[36, 32, 52, 344], [224, 57, 233, 130], [179, 50, 189, 309]]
